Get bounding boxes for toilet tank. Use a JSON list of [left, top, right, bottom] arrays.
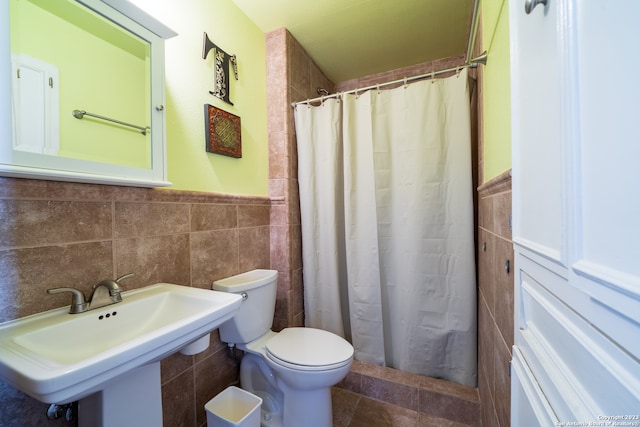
[[212, 269, 278, 345]]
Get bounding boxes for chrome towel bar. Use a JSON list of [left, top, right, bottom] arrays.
[[72, 109, 150, 135]]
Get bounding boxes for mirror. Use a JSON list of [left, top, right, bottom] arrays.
[[0, 0, 177, 187]]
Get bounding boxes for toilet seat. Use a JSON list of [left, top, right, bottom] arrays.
[[265, 327, 353, 371]]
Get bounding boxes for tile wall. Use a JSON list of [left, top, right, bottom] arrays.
[[477, 171, 513, 427], [266, 28, 334, 330], [338, 360, 480, 426], [0, 177, 271, 427], [334, 54, 466, 92]]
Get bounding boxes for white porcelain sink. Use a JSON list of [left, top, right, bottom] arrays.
[[0, 283, 242, 404]]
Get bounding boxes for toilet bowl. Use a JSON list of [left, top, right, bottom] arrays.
[[213, 270, 353, 427]]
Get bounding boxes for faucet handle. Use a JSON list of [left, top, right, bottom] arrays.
[[115, 273, 135, 284], [111, 273, 135, 300], [47, 287, 88, 314]]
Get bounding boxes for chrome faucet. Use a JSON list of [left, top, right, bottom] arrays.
[[47, 273, 135, 314]]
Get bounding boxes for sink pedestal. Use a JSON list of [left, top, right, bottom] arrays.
[[78, 362, 162, 427]]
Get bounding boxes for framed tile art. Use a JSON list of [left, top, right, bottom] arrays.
[[204, 104, 241, 158]]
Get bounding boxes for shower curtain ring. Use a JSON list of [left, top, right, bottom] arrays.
[[403, 77, 408, 88], [431, 70, 435, 83]]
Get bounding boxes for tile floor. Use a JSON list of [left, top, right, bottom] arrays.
[[332, 388, 474, 427]]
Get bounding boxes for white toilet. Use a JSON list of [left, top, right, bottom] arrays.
[[212, 270, 353, 427]]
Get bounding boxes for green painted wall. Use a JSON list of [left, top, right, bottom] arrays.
[[481, 0, 512, 183], [129, 0, 268, 196]]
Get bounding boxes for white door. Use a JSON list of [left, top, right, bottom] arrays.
[[510, 0, 640, 423], [12, 54, 59, 155]]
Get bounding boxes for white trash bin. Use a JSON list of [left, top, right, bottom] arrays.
[[205, 386, 262, 427]]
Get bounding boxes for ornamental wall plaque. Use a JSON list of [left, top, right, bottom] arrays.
[[204, 104, 241, 158], [202, 32, 238, 106]]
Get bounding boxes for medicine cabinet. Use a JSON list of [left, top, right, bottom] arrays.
[[0, 0, 176, 187]]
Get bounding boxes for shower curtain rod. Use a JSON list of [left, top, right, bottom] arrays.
[[291, 51, 487, 107]]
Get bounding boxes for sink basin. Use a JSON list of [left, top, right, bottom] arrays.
[[0, 283, 242, 404]]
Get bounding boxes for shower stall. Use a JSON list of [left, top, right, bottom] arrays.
[[293, 65, 478, 387], [265, 5, 483, 403]]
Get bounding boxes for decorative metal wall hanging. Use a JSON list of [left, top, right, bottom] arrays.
[[204, 104, 241, 158], [202, 32, 238, 106]]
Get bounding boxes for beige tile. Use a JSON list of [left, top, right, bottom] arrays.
[[0, 199, 112, 248], [272, 316, 288, 332], [478, 365, 497, 427], [161, 368, 195, 427], [349, 395, 418, 427], [372, 365, 420, 387], [161, 351, 193, 385], [494, 337, 511, 427], [274, 287, 291, 326], [270, 202, 288, 226], [292, 310, 304, 327], [270, 225, 291, 272], [191, 204, 237, 232], [309, 60, 335, 99], [349, 359, 382, 376], [269, 132, 289, 180], [190, 229, 238, 288], [478, 195, 494, 231], [477, 229, 496, 316], [265, 29, 288, 135], [288, 133, 299, 179], [495, 237, 515, 349], [289, 35, 311, 96], [114, 202, 189, 238], [115, 234, 190, 288], [0, 379, 70, 427], [338, 370, 364, 395], [493, 191, 512, 240], [417, 413, 474, 427], [0, 176, 114, 201], [0, 242, 113, 321], [194, 330, 228, 364], [290, 224, 302, 270], [291, 268, 304, 320], [417, 375, 478, 403], [268, 178, 287, 201], [238, 226, 270, 272], [361, 375, 419, 412], [332, 387, 360, 427], [477, 295, 495, 397], [238, 205, 270, 227], [419, 388, 480, 426]]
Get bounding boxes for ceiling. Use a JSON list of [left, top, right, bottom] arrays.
[[232, 0, 476, 83]]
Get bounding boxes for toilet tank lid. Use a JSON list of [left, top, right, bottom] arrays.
[[212, 269, 278, 292]]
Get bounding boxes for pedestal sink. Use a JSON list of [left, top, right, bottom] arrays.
[[0, 283, 242, 426]]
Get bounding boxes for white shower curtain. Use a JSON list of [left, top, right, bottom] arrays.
[[295, 69, 477, 387]]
